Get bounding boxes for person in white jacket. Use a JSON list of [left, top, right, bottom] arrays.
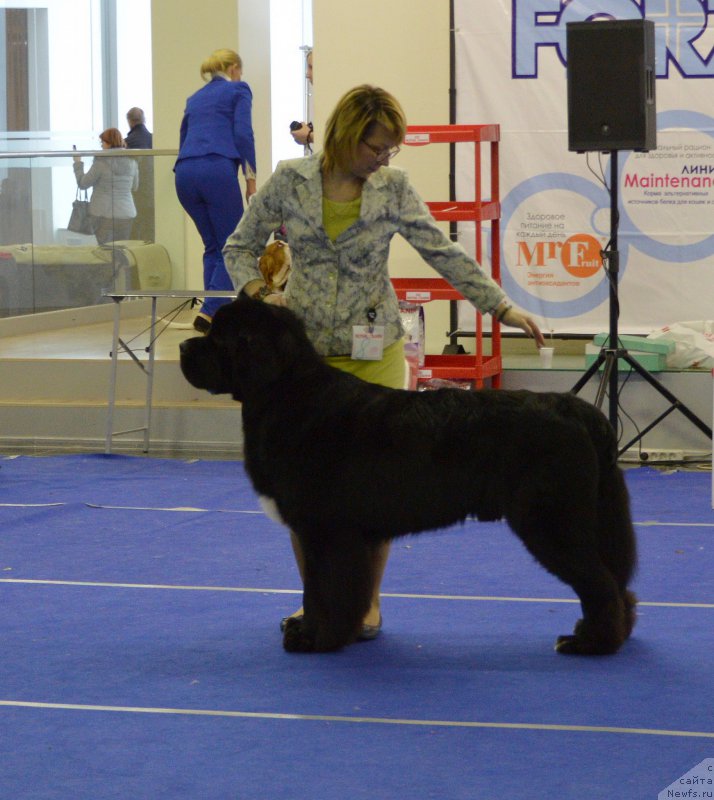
[[73, 127, 138, 244]]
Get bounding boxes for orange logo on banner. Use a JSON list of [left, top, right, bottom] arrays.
[[517, 233, 603, 280], [560, 234, 602, 278]]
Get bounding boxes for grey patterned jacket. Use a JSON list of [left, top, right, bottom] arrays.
[[223, 153, 505, 357]]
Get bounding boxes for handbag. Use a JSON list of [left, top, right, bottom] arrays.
[[67, 189, 94, 235]]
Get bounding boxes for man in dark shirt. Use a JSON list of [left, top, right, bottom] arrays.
[[125, 107, 153, 149], [125, 107, 154, 240]]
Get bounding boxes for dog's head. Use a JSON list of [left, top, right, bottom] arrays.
[[179, 294, 315, 402]]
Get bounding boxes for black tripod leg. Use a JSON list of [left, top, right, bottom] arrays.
[[571, 350, 607, 395], [571, 350, 617, 425], [621, 353, 712, 439], [618, 405, 677, 455], [594, 351, 616, 411]]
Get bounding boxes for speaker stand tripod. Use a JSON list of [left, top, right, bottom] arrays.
[[571, 150, 712, 454]]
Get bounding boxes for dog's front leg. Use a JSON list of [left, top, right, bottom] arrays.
[[282, 534, 373, 653]]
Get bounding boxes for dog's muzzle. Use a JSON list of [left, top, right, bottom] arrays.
[[179, 336, 220, 394]]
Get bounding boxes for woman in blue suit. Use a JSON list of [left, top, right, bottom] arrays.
[[175, 48, 257, 333]]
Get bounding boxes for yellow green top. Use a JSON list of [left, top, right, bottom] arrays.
[[322, 196, 362, 241]]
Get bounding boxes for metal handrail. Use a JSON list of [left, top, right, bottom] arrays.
[[0, 148, 178, 159]]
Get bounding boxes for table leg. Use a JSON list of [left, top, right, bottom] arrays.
[[142, 296, 158, 453], [105, 298, 122, 454]]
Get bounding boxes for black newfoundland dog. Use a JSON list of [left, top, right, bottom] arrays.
[[180, 295, 637, 656]]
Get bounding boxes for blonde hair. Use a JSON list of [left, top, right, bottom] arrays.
[[200, 48, 242, 81], [99, 128, 125, 148], [322, 85, 407, 174]]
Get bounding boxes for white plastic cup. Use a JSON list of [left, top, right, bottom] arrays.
[[539, 346, 554, 369]]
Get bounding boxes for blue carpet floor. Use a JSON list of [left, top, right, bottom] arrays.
[[0, 455, 713, 799]]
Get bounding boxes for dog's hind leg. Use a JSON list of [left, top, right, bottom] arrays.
[[282, 531, 375, 653], [508, 497, 629, 655], [552, 566, 629, 655]]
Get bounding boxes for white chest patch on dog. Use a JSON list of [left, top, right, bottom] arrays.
[[259, 495, 286, 525]]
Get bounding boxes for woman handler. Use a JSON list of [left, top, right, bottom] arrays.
[[223, 84, 544, 638]]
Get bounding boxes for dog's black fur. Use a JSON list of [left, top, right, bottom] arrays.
[[180, 295, 637, 655]]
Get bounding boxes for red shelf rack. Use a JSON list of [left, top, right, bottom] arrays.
[[393, 124, 502, 389]]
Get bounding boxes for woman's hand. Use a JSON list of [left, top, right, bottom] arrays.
[[501, 306, 546, 349], [263, 292, 287, 307], [244, 279, 288, 307]]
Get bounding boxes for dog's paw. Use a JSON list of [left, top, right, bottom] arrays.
[[554, 629, 623, 656], [554, 600, 632, 656], [282, 616, 316, 653], [281, 616, 351, 653], [554, 634, 588, 655]]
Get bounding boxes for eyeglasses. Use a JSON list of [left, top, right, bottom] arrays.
[[361, 140, 401, 161]]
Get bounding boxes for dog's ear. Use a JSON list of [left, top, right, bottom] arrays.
[[211, 295, 307, 388], [244, 301, 305, 383], [210, 295, 254, 346]]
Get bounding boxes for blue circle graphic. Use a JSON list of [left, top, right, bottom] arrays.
[[619, 110, 714, 261], [500, 171, 614, 317]]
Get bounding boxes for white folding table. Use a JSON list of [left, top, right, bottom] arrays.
[[102, 290, 237, 454]]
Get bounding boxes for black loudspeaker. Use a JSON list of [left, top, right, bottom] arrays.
[[566, 19, 656, 152]]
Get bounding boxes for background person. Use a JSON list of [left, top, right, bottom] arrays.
[[125, 107, 155, 241], [223, 84, 545, 639], [125, 107, 153, 149], [290, 49, 313, 152], [73, 127, 138, 245], [174, 48, 257, 333]]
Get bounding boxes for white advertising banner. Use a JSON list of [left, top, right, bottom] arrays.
[[455, 0, 714, 334]]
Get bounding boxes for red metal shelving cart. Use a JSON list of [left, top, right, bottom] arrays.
[[392, 124, 502, 389]]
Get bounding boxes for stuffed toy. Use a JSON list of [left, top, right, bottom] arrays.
[[259, 240, 291, 293]]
